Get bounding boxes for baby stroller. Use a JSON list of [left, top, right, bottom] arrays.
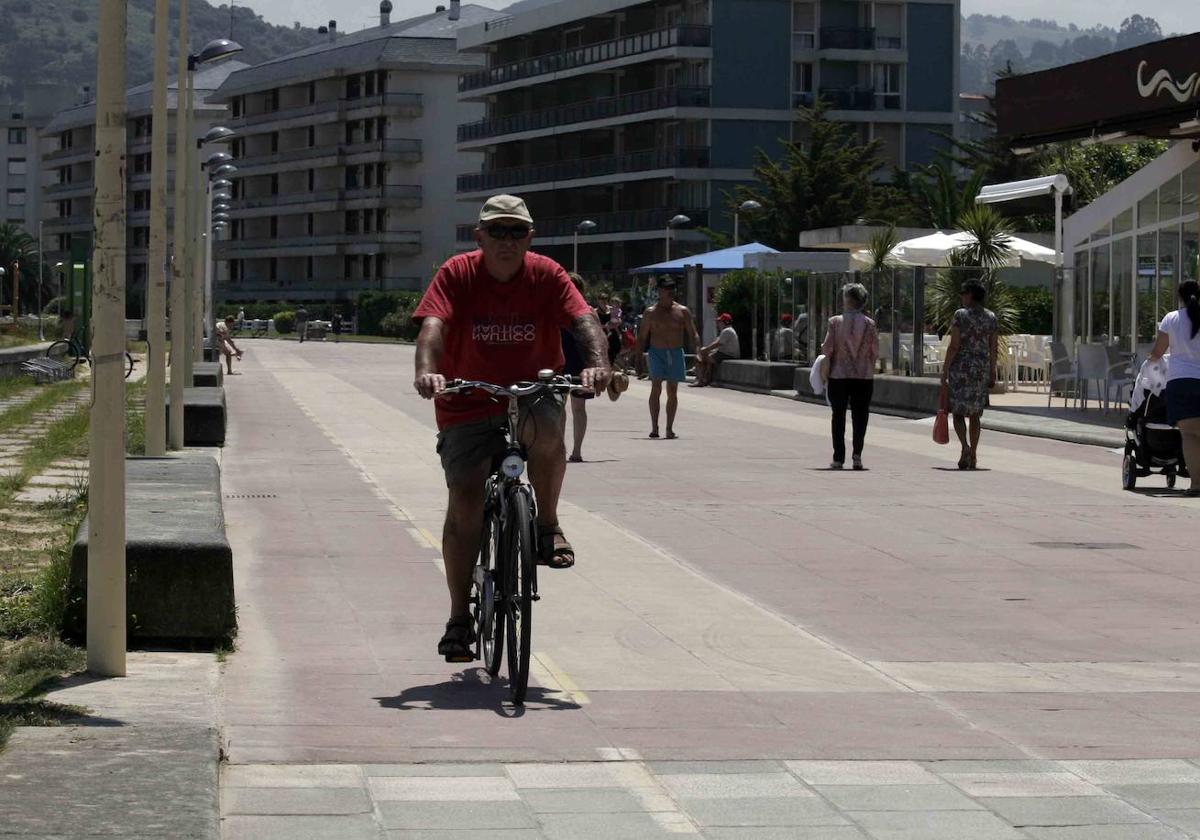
[[1123, 357, 1188, 490]]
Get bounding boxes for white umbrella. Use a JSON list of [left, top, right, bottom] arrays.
[[851, 230, 1057, 268]]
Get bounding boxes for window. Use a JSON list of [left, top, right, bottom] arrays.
[[269, 258, 278, 281], [1137, 188, 1158, 227], [7, 158, 26, 176], [1159, 173, 1181, 222], [793, 62, 814, 106], [346, 210, 359, 234], [308, 169, 315, 191], [875, 3, 903, 49], [232, 97, 242, 119], [873, 123, 902, 169], [270, 132, 279, 153], [132, 190, 150, 211], [306, 256, 314, 279], [365, 72, 376, 97], [7, 189, 26, 206], [133, 116, 152, 138], [307, 126, 315, 147], [266, 89, 279, 112], [270, 174, 279, 196], [308, 82, 317, 105], [346, 74, 361, 100], [792, 1, 815, 46], [133, 152, 151, 174], [269, 216, 278, 238], [307, 213, 314, 235], [7, 127, 26, 144], [874, 64, 901, 109]]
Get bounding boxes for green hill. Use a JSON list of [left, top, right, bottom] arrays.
[[0, 0, 320, 104]]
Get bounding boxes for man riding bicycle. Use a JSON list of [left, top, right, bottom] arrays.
[[413, 195, 611, 661]]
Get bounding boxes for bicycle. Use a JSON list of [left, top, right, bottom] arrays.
[[437, 370, 587, 706], [47, 336, 136, 379]]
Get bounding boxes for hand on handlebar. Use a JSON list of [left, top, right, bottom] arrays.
[[415, 372, 446, 399], [579, 366, 612, 396]]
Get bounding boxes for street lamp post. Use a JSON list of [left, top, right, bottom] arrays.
[[36, 221, 44, 340], [665, 213, 690, 262], [169, 0, 191, 450], [733, 199, 761, 248], [573, 219, 596, 274], [89, 0, 128, 677]]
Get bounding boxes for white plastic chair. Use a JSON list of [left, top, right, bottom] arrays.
[[1104, 343, 1136, 408], [1047, 340, 1076, 408], [1076, 343, 1113, 410]]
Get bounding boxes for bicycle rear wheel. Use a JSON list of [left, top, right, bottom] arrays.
[[476, 501, 504, 677], [124, 352, 135, 379], [46, 340, 78, 368], [504, 487, 536, 705]]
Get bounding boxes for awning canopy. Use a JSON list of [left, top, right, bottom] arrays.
[[977, 174, 1071, 204], [850, 231, 1057, 268], [995, 32, 1200, 147], [630, 242, 779, 274]]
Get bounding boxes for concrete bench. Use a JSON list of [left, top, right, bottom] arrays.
[[192, 361, 224, 388], [795, 367, 942, 414], [715, 360, 798, 391], [164, 386, 227, 447], [65, 455, 235, 644]]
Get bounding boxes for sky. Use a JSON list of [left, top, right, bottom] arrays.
[[239, 0, 1196, 37]]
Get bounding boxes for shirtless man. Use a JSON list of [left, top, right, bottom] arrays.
[[637, 277, 700, 439]]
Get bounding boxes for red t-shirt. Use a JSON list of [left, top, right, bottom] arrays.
[[414, 250, 593, 429]]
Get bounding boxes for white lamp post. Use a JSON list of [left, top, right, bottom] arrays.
[[666, 214, 690, 262], [734, 199, 761, 247], [573, 219, 596, 274]]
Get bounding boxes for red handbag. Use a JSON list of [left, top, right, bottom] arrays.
[[932, 385, 950, 445]]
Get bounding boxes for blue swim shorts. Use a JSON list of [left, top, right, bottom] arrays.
[[647, 346, 686, 382]]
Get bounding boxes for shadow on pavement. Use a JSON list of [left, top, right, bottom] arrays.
[[375, 668, 582, 718]]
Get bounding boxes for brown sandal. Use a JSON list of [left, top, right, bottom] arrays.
[[538, 527, 575, 569]]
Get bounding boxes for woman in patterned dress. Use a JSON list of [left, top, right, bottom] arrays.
[[940, 280, 998, 470]]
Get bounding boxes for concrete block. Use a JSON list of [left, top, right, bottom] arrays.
[[715, 361, 797, 391], [0, 342, 53, 380], [796, 368, 942, 414], [66, 455, 235, 644], [193, 361, 224, 388], [165, 386, 227, 446]]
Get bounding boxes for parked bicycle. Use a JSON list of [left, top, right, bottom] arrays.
[[46, 336, 136, 379], [437, 370, 587, 705]]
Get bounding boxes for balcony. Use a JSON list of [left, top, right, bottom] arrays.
[[234, 139, 423, 170], [792, 91, 815, 109], [819, 27, 875, 50], [43, 146, 93, 165], [43, 214, 92, 231], [219, 230, 422, 254], [235, 92, 424, 129], [43, 181, 92, 198], [457, 207, 708, 241], [457, 147, 710, 193], [819, 87, 875, 110], [230, 185, 423, 212], [459, 25, 712, 93], [458, 86, 711, 143]]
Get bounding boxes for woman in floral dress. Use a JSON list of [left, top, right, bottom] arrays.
[[940, 280, 998, 469]]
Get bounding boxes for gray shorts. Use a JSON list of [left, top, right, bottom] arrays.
[[436, 394, 564, 488]]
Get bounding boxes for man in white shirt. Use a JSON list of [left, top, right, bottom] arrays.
[[693, 313, 739, 387]]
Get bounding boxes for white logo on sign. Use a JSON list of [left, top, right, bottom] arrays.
[[1137, 60, 1200, 103]]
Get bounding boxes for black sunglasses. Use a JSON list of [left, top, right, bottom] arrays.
[[483, 224, 531, 241]]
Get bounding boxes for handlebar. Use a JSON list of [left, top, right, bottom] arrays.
[[437, 374, 593, 400]]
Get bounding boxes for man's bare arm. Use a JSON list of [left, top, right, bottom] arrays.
[[571, 313, 611, 392], [414, 317, 447, 398], [637, 308, 652, 351]]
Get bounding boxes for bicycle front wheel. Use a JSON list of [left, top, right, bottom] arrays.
[[124, 352, 135, 379], [504, 487, 536, 705], [476, 502, 504, 677]]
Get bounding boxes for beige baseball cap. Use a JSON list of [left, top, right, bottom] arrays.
[[479, 194, 534, 225]]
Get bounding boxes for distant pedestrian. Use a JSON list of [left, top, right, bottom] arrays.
[[563, 273, 599, 462], [236, 308, 245, 330], [215, 316, 244, 375], [331, 310, 343, 343], [772, 313, 796, 361], [295, 306, 309, 343], [822, 283, 878, 470], [1148, 278, 1200, 496], [638, 277, 701, 439], [940, 280, 998, 470], [693, 313, 739, 387]]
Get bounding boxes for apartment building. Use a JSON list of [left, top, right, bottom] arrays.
[[40, 63, 247, 316], [209, 1, 504, 303], [0, 85, 75, 236], [455, 0, 959, 275]]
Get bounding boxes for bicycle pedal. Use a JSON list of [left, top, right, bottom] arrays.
[[531, 594, 541, 602]]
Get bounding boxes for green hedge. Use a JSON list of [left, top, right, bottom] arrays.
[[356, 291, 420, 335], [273, 310, 296, 334]]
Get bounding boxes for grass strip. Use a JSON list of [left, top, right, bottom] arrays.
[[0, 379, 86, 439], [0, 376, 36, 404], [0, 637, 87, 748]]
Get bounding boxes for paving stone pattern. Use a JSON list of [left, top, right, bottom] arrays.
[[222, 759, 1200, 839]]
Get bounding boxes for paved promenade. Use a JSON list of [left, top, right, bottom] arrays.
[[217, 340, 1200, 839]]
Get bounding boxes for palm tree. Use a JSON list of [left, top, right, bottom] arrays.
[[0, 222, 39, 316], [863, 224, 899, 328], [925, 205, 1019, 337], [912, 164, 984, 230]]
